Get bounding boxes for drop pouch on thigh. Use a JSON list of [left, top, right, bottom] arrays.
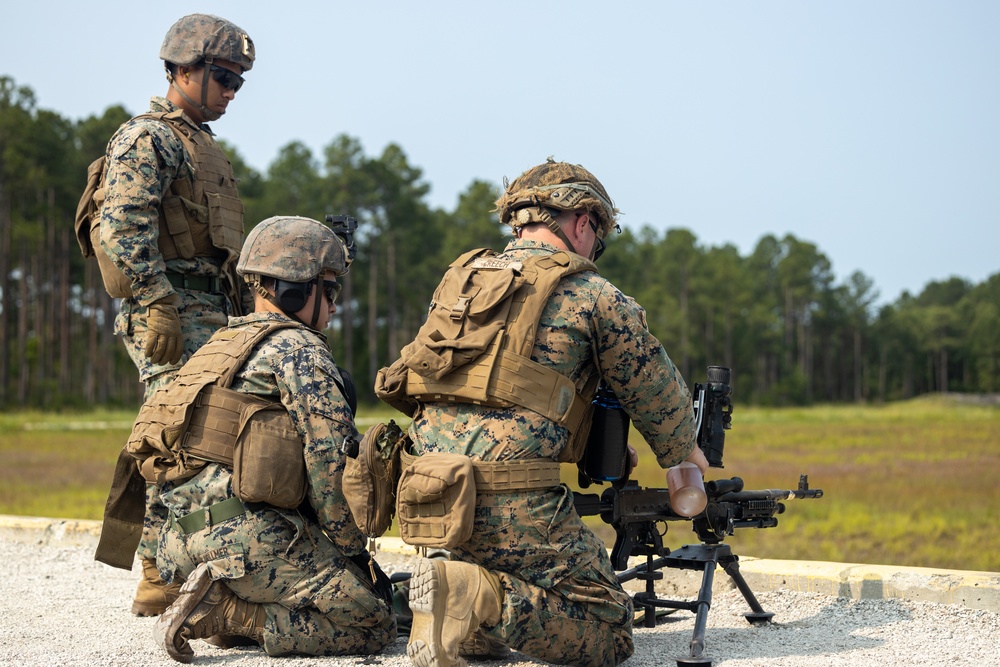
[[396, 452, 476, 549]]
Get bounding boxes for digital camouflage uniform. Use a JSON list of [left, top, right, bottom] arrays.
[[102, 95, 245, 559], [407, 238, 696, 667], [156, 311, 395, 656]]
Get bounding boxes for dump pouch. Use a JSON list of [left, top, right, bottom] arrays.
[[396, 452, 476, 549], [94, 447, 149, 570], [374, 357, 418, 417], [343, 420, 408, 537]]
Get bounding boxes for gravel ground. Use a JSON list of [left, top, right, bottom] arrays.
[[1, 538, 998, 667]]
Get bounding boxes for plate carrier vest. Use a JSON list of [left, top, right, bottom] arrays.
[[75, 109, 245, 301], [126, 320, 306, 503], [399, 248, 602, 462]]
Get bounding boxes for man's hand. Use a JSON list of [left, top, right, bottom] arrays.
[[625, 444, 639, 477], [684, 446, 710, 475], [144, 295, 184, 365]]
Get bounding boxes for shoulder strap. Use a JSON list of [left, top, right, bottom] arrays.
[[451, 247, 496, 269], [504, 250, 597, 357], [133, 109, 199, 139], [170, 320, 305, 469], [175, 320, 303, 390]]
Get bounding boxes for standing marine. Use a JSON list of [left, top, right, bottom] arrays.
[[376, 159, 706, 667], [90, 13, 256, 618]]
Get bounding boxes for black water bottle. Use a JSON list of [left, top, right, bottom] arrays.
[[582, 384, 631, 483]]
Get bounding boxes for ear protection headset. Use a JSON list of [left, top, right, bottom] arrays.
[[273, 279, 314, 313]]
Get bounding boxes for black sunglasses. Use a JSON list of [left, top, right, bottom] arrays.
[[321, 280, 342, 303], [208, 63, 245, 92]]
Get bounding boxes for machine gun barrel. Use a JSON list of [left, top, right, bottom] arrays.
[[710, 474, 823, 503]]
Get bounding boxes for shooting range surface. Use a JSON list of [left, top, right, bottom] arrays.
[[1, 515, 998, 666]]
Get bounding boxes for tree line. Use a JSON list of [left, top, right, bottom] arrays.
[[1, 75, 998, 411]]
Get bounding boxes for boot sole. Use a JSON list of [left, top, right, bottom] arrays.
[[407, 559, 467, 667], [153, 563, 215, 664], [131, 600, 168, 617], [458, 631, 510, 660]]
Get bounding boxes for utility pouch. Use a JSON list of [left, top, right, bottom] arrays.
[[396, 452, 476, 549], [343, 420, 407, 537], [205, 190, 245, 258], [231, 402, 307, 508], [75, 155, 133, 298], [160, 194, 196, 259]]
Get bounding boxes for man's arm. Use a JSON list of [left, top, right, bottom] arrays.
[[591, 283, 697, 468], [278, 339, 367, 555], [100, 120, 183, 307]]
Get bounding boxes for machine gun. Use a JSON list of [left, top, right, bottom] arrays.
[[574, 366, 823, 667]]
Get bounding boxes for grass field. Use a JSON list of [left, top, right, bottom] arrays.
[[1, 397, 997, 572]]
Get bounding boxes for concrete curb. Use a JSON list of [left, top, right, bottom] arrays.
[[733, 555, 1000, 612], [4, 514, 997, 612], [0, 514, 103, 547]]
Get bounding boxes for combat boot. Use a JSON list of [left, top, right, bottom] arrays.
[[458, 628, 509, 661], [153, 562, 266, 663], [407, 559, 503, 667], [132, 557, 183, 617]]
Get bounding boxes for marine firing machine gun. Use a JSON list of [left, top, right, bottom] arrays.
[[574, 366, 823, 667]]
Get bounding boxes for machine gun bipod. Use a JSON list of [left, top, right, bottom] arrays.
[[617, 543, 775, 667]]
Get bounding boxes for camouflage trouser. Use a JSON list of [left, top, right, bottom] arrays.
[[158, 505, 396, 656], [451, 485, 634, 667], [115, 290, 229, 560]]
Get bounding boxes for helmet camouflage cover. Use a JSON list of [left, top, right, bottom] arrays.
[[237, 216, 349, 283], [160, 13, 255, 72], [495, 158, 620, 238]]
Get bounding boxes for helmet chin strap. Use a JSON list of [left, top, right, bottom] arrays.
[[168, 62, 223, 122], [541, 208, 602, 261], [535, 207, 585, 257], [284, 275, 325, 331], [587, 236, 602, 262], [306, 273, 324, 330]]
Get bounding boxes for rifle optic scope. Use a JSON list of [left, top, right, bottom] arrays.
[[694, 365, 733, 468]]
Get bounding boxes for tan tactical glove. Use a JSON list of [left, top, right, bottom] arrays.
[[144, 295, 184, 365]]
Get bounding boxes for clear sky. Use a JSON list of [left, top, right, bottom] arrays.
[[3, 1, 998, 305]]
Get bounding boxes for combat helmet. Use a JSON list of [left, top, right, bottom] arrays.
[[238, 216, 348, 329], [160, 14, 255, 72], [160, 14, 255, 122], [495, 158, 620, 239]]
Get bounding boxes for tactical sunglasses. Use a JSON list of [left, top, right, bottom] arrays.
[[208, 64, 245, 92], [321, 280, 342, 303]]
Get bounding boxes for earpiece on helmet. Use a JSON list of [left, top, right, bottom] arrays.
[[274, 279, 311, 313]]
